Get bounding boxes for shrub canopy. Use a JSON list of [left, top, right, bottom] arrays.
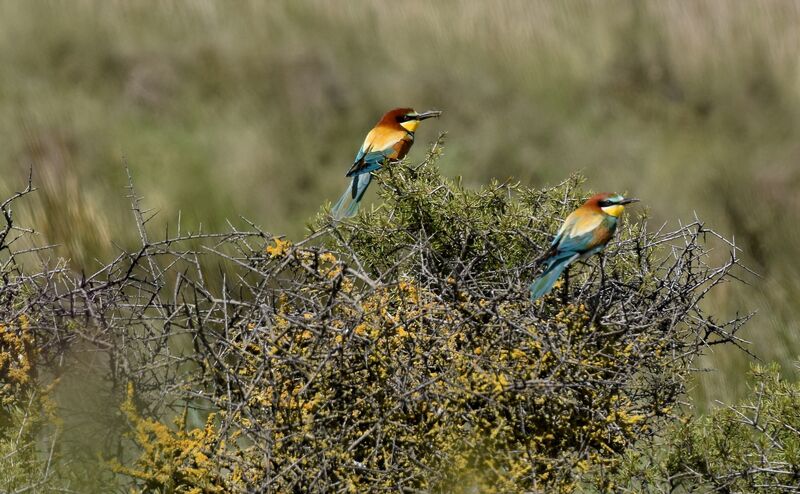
[[0, 143, 754, 492]]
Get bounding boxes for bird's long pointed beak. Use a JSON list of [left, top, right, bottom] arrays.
[[620, 198, 640, 205], [414, 110, 442, 120]]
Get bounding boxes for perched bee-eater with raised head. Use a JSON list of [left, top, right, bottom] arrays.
[[530, 193, 639, 301], [331, 107, 442, 219]]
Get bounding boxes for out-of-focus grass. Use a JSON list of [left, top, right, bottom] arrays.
[[1, 1, 799, 407]]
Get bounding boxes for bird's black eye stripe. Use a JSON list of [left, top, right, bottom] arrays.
[[599, 200, 611, 207], [396, 114, 413, 123]]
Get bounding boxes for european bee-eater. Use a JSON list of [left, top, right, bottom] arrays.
[[331, 107, 442, 219], [530, 193, 639, 301]]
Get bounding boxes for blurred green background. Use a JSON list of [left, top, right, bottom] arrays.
[[1, 0, 798, 406]]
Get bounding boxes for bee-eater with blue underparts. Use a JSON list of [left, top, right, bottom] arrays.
[[331, 107, 442, 219], [530, 193, 639, 301]]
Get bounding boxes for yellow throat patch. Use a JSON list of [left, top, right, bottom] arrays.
[[601, 204, 625, 217], [399, 120, 420, 132]]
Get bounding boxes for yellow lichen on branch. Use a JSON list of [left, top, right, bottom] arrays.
[[110, 383, 243, 493], [0, 315, 35, 409]]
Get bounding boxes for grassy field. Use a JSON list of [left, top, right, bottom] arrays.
[[2, 0, 800, 407]]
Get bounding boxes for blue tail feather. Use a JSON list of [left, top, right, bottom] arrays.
[[331, 186, 351, 220], [342, 196, 360, 218], [331, 174, 372, 220], [529, 252, 579, 301]]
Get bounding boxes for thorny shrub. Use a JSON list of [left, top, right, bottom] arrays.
[[54, 139, 747, 493], [0, 141, 758, 492]]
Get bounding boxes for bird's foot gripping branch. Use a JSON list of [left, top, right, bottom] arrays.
[[1, 142, 753, 492]]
